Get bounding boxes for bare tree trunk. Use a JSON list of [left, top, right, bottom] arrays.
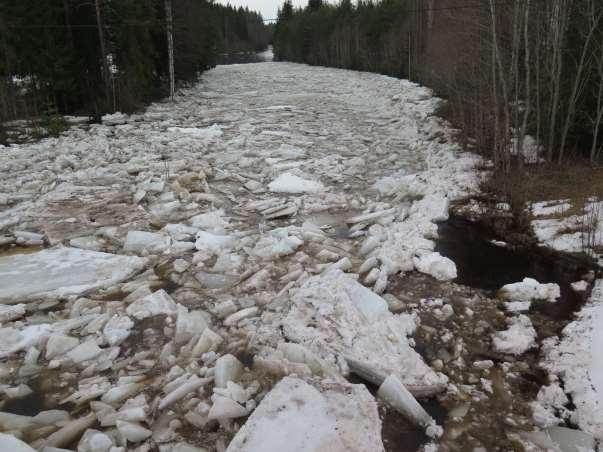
[[535, 17, 541, 147], [546, 0, 567, 162], [591, 22, 603, 163], [490, 6, 500, 170], [511, 0, 522, 163], [165, 0, 175, 101], [518, 0, 531, 161], [490, 0, 511, 172], [591, 76, 603, 163], [94, 0, 111, 110]]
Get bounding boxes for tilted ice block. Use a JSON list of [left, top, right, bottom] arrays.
[[0, 247, 147, 304], [214, 354, 244, 388], [226, 377, 384, 452]]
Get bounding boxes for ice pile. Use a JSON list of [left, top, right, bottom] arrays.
[[0, 61, 485, 449], [272, 270, 447, 387]]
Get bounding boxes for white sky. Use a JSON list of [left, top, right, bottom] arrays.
[[216, 0, 310, 22]]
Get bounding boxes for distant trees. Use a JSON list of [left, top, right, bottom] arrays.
[[274, 0, 603, 166], [0, 0, 271, 127], [214, 5, 272, 54]]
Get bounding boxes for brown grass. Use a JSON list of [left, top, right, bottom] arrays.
[[515, 163, 603, 204], [479, 162, 603, 243], [483, 162, 603, 218]]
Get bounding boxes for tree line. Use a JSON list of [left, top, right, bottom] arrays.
[[274, 0, 603, 167], [0, 0, 271, 129]]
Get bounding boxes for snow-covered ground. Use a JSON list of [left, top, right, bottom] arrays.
[[5, 62, 597, 450], [538, 279, 603, 439], [530, 198, 603, 266]]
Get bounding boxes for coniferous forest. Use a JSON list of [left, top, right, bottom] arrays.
[[274, 0, 603, 166], [0, 1, 271, 125]]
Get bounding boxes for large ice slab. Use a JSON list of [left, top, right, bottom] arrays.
[[226, 377, 384, 452], [0, 247, 147, 304], [280, 270, 447, 387]]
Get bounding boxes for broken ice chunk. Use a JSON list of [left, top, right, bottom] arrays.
[[0, 324, 52, 358], [126, 289, 177, 320], [409, 194, 450, 223], [116, 420, 152, 443], [0, 304, 26, 323], [191, 329, 223, 357], [252, 229, 303, 260], [101, 383, 144, 406], [214, 354, 244, 388], [123, 231, 171, 255], [281, 270, 447, 387], [223, 307, 259, 326], [189, 209, 228, 233], [208, 396, 247, 420], [413, 251, 457, 281], [0, 432, 36, 451], [158, 375, 209, 410], [194, 231, 235, 255], [46, 335, 79, 360], [174, 305, 208, 345], [3, 384, 33, 399], [0, 247, 147, 304], [42, 412, 97, 449], [498, 278, 560, 303], [268, 172, 323, 194], [570, 280, 589, 292], [77, 429, 113, 452], [103, 315, 134, 346], [67, 340, 103, 363], [377, 375, 441, 436], [226, 377, 384, 452], [492, 315, 537, 355]]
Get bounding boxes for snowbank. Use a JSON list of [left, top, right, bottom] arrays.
[[540, 279, 603, 439]]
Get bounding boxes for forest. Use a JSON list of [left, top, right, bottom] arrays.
[[274, 0, 603, 167], [0, 0, 271, 130]]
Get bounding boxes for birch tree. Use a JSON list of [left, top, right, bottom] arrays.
[[165, 0, 175, 101]]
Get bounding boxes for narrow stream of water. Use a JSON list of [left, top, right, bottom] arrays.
[[378, 216, 599, 451]]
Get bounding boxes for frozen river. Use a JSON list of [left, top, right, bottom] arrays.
[[3, 62, 596, 451]]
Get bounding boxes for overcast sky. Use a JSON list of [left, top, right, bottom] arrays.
[[216, 0, 310, 21]]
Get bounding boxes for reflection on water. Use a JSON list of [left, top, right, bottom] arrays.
[[436, 216, 595, 322], [217, 46, 274, 65]]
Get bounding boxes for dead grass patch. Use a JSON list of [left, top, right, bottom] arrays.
[[515, 162, 603, 204], [482, 162, 603, 227]]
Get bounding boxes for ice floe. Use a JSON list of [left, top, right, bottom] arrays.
[[0, 247, 147, 304]]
